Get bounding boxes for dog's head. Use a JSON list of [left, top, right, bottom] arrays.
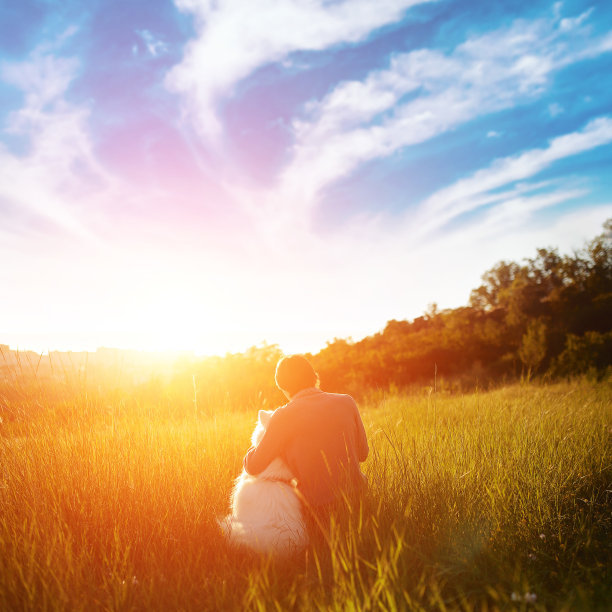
[[251, 409, 274, 446]]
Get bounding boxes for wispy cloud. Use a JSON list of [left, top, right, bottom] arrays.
[[548, 102, 564, 117], [165, 0, 433, 139], [559, 6, 594, 32], [135, 29, 169, 57], [2, 1, 611, 353], [413, 116, 612, 238], [1, 53, 78, 112], [0, 48, 113, 241], [253, 7, 612, 234]]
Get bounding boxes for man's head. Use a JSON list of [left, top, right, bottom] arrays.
[[275, 355, 319, 398]]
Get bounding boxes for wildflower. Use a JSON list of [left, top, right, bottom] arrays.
[[511, 591, 538, 604], [524, 592, 537, 604], [528, 553, 537, 561], [539, 533, 546, 540]]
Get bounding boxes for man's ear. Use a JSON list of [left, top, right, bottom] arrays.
[[258, 409, 273, 427]]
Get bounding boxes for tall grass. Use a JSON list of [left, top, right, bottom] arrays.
[[0, 379, 610, 610]]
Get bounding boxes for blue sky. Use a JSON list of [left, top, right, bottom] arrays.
[[1, 0, 611, 355]]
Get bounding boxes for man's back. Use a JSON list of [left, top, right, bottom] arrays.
[[244, 387, 368, 507]]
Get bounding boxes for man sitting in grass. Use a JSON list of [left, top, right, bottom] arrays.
[[243, 355, 369, 519]]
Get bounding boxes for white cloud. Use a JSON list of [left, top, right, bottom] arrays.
[[1, 53, 79, 112], [548, 102, 564, 117], [228, 8, 611, 238], [413, 116, 612, 237], [149, 5, 612, 346], [136, 29, 169, 57], [487, 130, 502, 138], [3, 4, 612, 354], [559, 7, 594, 32], [160, 2, 612, 244], [470, 189, 588, 237], [233, 115, 612, 340], [165, 0, 433, 138], [0, 50, 114, 240]]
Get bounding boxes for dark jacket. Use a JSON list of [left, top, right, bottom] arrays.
[[244, 387, 369, 507]]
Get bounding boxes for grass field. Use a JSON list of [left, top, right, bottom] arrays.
[[0, 378, 610, 611]]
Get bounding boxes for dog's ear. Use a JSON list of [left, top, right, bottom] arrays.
[[258, 409, 272, 427]]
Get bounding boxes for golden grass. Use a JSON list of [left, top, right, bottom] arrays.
[[1, 379, 610, 610]]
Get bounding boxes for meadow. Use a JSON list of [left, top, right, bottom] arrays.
[[0, 375, 610, 611]]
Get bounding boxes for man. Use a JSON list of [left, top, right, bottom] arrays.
[[243, 355, 369, 513]]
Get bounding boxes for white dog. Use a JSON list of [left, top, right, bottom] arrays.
[[219, 409, 308, 555]]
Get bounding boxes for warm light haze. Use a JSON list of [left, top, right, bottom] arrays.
[[1, 0, 611, 356]]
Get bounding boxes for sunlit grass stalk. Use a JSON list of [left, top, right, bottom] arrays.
[[0, 379, 610, 610]]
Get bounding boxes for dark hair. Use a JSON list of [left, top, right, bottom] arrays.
[[275, 355, 319, 396]]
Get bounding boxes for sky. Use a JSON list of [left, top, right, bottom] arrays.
[[1, 0, 611, 356]]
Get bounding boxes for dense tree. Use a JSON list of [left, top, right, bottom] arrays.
[[519, 319, 548, 380], [313, 219, 612, 392], [6, 222, 609, 416], [61, 219, 607, 401], [469, 261, 521, 311]]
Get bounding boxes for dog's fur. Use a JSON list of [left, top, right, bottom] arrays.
[[219, 410, 308, 554]]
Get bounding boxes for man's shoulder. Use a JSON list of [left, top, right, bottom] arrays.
[[292, 389, 357, 409], [270, 402, 291, 419], [321, 390, 356, 403]]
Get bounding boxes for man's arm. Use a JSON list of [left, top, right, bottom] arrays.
[[243, 411, 290, 475]]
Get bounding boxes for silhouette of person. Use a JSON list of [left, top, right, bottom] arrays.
[[243, 355, 368, 516]]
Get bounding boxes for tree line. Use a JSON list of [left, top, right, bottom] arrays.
[[309, 219, 612, 394], [2, 220, 609, 422]]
